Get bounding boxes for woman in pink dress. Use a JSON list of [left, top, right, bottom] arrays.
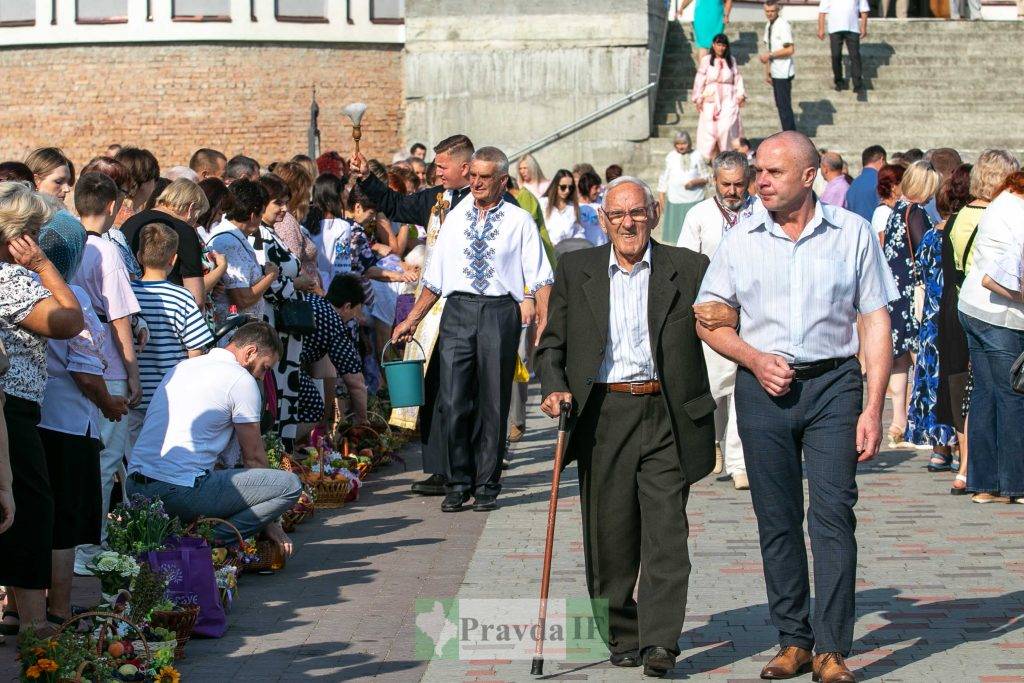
[[691, 33, 746, 162]]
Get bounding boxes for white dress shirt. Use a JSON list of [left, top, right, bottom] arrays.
[[657, 150, 707, 205], [764, 17, 796, 79], [597, 243, 658, 382], [959, 191, 1024, 330], [38, 286, 106, 437], [422, 194, 554, 301], [697, 200, 899, 363], [676, 196, 752, 255], [540, 199, 588, 245], [820, 0, 869, 33]]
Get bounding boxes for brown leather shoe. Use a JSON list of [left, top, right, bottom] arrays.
[[760, 646, 813, 679], [812, 652, 855, 682]]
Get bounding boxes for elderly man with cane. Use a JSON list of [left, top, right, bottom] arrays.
[[695, 131, 897, 683], [392, 147, 552, 512], [535, 176, 717, 678]]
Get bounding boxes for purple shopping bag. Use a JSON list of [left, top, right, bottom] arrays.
[[143, 536, 227, 638]]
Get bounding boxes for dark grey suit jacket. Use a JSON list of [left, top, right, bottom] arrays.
[[535, 240, 717, 484]]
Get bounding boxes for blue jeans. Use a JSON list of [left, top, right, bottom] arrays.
[[126, 468, 302, 541], [960, 313, 1024, 497]]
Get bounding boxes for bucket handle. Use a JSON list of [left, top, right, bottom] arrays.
[[381, 338, 426, 365]]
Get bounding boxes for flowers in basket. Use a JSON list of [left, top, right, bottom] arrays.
[[106, 495, 183, 557], [215, 565, 238, 610], [87, 551, 141, 599]]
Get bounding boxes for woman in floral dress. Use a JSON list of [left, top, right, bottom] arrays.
[[882, 161, 940, 447], [907, 225, 957, 464]]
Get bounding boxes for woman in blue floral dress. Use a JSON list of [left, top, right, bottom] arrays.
[[882, 196, 930, 445], [907, 225, 957, 461]]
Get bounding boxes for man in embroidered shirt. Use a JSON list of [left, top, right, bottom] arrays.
[[694, 131, 897, 683], [677, 150, 753, 490], [392, 147, 553, 512]]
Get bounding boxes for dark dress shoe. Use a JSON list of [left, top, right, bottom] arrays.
[[609, 650, 641, 667], [642, 646, 675, 677], [812, 652, 855, 683], [441, 492, 471, 512], [472, 494, 498, 511], [411, 474, 447, 496], [761, 645, 813, 679]]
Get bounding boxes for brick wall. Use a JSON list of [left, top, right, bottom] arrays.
[[0, 43, 404, 171]]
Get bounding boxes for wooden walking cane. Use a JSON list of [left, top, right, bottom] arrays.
[[531, 401, 572, 677]]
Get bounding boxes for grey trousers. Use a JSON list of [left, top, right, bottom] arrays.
[[126, 468, 302, 542], [734, 358, 862, 655], [424, 293, 520, 496], [575, 391, 691, 656], [508, 324, 531, 430]]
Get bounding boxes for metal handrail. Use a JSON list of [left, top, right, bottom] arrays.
[[508, 81, 657, 161]]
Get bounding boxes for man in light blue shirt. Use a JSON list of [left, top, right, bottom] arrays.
[[694, 131, 897, 683]]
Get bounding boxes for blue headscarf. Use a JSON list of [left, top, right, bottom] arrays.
[[38, 209, 86, 282]]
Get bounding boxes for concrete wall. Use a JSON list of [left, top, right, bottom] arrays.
[[404, 0, 668, 179]]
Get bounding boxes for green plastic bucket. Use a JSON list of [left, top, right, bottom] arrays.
[[381, 339, 427, 408]]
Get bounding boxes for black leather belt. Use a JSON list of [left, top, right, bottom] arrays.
[[790, 356, 854, 381], [129, 472, 159, 485]]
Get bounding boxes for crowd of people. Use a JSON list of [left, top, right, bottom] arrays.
[[658, 134, 1024, 503], [0, 137, 629, 639]]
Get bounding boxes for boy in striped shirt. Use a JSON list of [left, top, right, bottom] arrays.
[[128, 223, 214, 446]]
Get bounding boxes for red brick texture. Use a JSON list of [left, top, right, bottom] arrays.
[[0, 43, 403, 170]]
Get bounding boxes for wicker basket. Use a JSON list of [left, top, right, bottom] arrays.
[[187, 516, 246, 572], [54, 611, 153, 670], [150, 605, 200, 660], [301, 439, 353, 509], [241, 537, 287, 574]]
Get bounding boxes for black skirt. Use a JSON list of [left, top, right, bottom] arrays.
[[0, 395, 53, 589], [40, 427, 102, 550]]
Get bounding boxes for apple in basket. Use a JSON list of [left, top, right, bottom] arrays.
[[108, 641, 125, 658], [358, 448, 374, 460]]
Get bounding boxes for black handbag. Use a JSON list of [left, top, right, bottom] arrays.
[[1012, 351, 1024, 395], [276, 298, 316, 337]]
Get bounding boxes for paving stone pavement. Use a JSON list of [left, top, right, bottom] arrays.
[[423, 389, 1024, 682], [3, 389, 1023, 681]]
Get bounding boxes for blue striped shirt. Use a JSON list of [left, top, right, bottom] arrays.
[[597, 243, 658, 382], [131, 280, 214, 410], [696, 200, 899, 363]]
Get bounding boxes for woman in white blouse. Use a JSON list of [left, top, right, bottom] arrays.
[[958, 170, 1024, 504], [540, 169, 587, 247], [657, 131, 708, 245]]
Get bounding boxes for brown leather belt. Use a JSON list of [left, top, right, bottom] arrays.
[[595, 380, 662, 395]]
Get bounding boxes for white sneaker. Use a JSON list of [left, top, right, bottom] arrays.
[[713, 446, 724, 474], [733, 472, 749, 490]]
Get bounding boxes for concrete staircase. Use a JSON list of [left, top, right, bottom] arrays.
[[641, 19, 1024, 182]]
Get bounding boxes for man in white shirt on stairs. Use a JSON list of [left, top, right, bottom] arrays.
[[760, 0, 797, 132], [818, 0, 868, 93]]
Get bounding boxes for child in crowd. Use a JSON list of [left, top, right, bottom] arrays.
[[128, 223, 214, 446]]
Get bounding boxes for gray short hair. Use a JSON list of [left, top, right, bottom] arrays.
[[471, 147, 509, 176], [674, 131, 692, 145], [712, 150, 749, 179], [0, 181, 54, 245], [603, 176, 655, 207]]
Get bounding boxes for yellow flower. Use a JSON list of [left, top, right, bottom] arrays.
[[31, 647, 46, 657], [25, 665, 41, 679], [157, 665, 181, 683], [37, 659, 58, 672]]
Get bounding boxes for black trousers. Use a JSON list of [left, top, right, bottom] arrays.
[[829, 31, 863, 88], [425, 293, 520, 496], [772, 77, 797, 132], [734, 359, 862, 656], [575, 391, 691, 656]]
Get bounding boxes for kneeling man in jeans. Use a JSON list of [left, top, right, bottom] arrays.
[[127, 321, 300, 555]]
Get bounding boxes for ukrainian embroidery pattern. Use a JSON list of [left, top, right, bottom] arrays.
[[462, 204, 503, 294]]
